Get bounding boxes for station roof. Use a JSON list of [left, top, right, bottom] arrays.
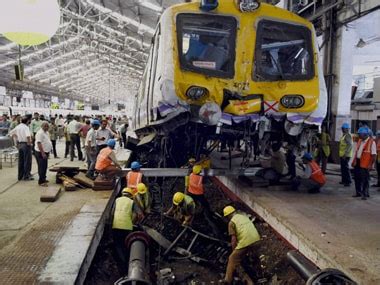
[[0, 0, 180, 105]]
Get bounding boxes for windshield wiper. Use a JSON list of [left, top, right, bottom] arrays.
[[268, 52, 284, 80]]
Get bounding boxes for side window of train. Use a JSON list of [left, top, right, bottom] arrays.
[[149, 25, 161, 121], [177, 13, 237, 78], [254, 19, 315, 81]]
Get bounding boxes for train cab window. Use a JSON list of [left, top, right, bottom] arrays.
[[177, 13, 237, 78], [254, 20, 314, 81]]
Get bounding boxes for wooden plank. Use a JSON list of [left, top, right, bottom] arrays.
[[63, 181, 77, 191], [92, 176, 115, 191], [73, 172, 94, 188], [40, 186, 61, 202]]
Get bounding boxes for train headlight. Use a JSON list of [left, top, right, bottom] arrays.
[[281, 95, 305, 109], [200, 0, 219, 11], [239, 0, 260, 12], [186, 86, 208, 101]]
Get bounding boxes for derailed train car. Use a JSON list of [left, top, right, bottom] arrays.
[[132, 0, 327, 164]]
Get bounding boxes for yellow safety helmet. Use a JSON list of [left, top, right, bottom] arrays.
[[223, 206, 236, 217], [122, 187, 134, 195], [137, 183, 147, 194], [173, 192, 185, 206], [192, 165, 202, 175]]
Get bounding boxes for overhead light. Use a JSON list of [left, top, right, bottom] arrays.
[[0, 0, 61, 46], [356, 38, 366, 48]]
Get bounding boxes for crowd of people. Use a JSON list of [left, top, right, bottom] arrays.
[[3, 112, 129, 187]]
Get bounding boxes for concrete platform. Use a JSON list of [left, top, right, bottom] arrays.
[[0, 142, 116, 284], [212, 153, 380, 285]]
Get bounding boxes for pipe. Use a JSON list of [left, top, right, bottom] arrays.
[[287, 250, 358, 285], [287, 250, 319, 280], [114, 232, 151, 285]]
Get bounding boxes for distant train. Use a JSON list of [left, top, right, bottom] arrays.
[[132, 0, 327, 164], [0, 106, 108, 118]]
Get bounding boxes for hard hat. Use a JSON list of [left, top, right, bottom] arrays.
[[173, 192, 185, 206], [131, 161, 142, 170], [122, 187, 134, 195], [302, 152, 313, 161], [188, 158, 196, 163], [341, 123, 350, 129], [107, 139, 116, 148], [223, 205, 236, 217], [137, 183, 147, 194], [357, 127, 369, 135], [92, 119, 100, 126], [192, 165, 202, 175]]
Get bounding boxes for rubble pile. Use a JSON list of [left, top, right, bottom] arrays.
[[85, 177, 304, 285]]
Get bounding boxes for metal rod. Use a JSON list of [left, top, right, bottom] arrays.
[[163, 227, 188, 257]]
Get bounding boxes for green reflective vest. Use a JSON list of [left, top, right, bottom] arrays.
[[135, 192, 151, 212], [112, 196, 133, 230], [180, 195, 195, 216], [231, 213, 260, 250], [339, 133, 353, 158]]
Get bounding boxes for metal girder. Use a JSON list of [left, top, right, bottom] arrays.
[[0, 37, 81, 69], [120, 168, 262, 177], [83, 0, 156, 36]]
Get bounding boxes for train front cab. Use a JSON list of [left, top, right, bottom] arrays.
[[172, 1, 323, 128]]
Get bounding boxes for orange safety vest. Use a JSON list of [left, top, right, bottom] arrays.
[[376, 138, 380, 162], [95, 147, 113, 171], [309, 161, 326, 186], [352, 138, 374, 169], [188, 173, 204, 195], [127, 171, 142, 194]]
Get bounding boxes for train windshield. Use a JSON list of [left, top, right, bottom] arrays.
[[177, 14, 237, 78], [254, 20, 314, 81]]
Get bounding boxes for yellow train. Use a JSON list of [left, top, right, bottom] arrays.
[[132, 0, 327, 162]]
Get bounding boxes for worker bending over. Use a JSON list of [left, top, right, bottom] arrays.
[[134, 183, 151, 221], [111, 187, 137, 268], [127, 161, 145, 195], [222, 206, 260, 284], [292, 153, 326, 193], [95, 139, 122, 179], [165, 192, 195, 226], [352, 127, 376, 200]]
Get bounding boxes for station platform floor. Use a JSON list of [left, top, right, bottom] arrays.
[[0, 141, 113, 284], [212, 152, 380, 285]]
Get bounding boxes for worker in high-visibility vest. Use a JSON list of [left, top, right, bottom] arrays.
[[165, 192, 195, 226], [292, 153, 326, 193], [127, 161, 145, 195], [221, 206, 260, 285], [134, 183, 151, 221], [111, 187, 137, 266], [372, 130, 380, 188], [187, 165, 211, 216], [184, 157, 196, 192], [314, 125, 331, 174], [339, 123, 353, 187], [95, 139, 122, 179], [352, 127, 376, 200]]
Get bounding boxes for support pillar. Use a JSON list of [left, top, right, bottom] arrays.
[[331, 26, 356, 141]]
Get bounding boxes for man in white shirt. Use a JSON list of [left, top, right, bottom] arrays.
[[67, 115, 83, 161], [9, 116, 33, 181], [85, 119, 100, 179], [351, 127, 376, 200], [35, 122, 52, 186], [96, 119, 114, 153]]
